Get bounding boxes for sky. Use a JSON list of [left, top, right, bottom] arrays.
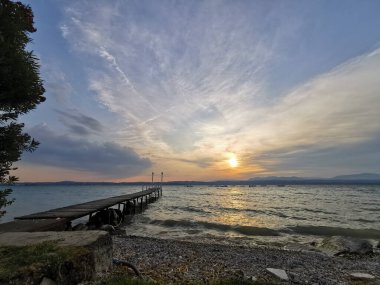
[[15, 0, 380, 182]]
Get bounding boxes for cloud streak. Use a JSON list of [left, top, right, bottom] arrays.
[[35, 0, 380, 179], [23, 125, 152, 178], [56, 109, 104, 133]]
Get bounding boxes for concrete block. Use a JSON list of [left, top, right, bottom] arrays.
[[0, 231, 112, 284]]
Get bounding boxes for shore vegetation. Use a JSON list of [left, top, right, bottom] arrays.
[[0, 0, 45, 218], [0, 241, 89, 282]]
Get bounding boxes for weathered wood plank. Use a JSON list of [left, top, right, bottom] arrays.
[[15, 187, 161, 221]]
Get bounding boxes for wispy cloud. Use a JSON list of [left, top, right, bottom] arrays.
[[42, 67, 73, 104], [238, 49, 380, 175], [59, 2, 281, 152], [51, 0, 380, 178]]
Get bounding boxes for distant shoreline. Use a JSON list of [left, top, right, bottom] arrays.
[[10, 180, 380, 186]]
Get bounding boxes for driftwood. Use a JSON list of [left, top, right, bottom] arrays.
[[112, 258, 142, 278]]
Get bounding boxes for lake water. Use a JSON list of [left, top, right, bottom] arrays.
[[2, 184, 380, 246]]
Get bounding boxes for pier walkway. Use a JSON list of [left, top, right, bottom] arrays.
[[15, 186, 162, 222]]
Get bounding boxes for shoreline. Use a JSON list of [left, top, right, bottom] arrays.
[[112, 235, 380, 284]]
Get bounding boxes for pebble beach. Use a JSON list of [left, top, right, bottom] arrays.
[[112, 235, 380, 285]]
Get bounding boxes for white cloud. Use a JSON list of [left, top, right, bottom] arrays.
[[229, 48, 380, 175], [58, 1, 380, 176]]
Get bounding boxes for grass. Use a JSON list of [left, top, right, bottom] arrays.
[[0, 241, 90, 281]]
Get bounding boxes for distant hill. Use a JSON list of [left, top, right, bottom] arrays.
[[332, 173, 380, 180], [15, 173, 380, 186], [249, 173, 380, 181], [249, 176, 311, 181]]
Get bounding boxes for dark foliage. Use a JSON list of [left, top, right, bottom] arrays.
[[0, 0, 45, 217]]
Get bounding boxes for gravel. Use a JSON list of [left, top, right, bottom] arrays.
[[112, 235, 380, 284]]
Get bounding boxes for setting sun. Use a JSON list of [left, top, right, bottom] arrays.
[[228, 157, 238, 168]]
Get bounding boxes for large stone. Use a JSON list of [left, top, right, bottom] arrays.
[[100, 224, 115, 233], [0, 231, 112, 284], [350, 272, 375, 280], [72, 223, 88, 231], [40, 277, 57, 285], [88, 209, 123, 228], [266, 268, 289, 281], [318, 236, 373, 255]]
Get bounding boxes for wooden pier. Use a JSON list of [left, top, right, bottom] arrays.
[[15, 186, 162, 222]]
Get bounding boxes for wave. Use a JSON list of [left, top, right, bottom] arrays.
[[352, 218, 378, 224], [362, 207, 380, 212], [297, 208, 336, 215], [168, 206, 212, 214], [287, 225, 380, 239], [149, 219, 280, 236], [212, 206, 290, 218]]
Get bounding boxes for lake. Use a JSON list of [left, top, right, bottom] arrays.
[[2, 184, 380, 246]]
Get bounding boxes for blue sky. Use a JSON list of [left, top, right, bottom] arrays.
[[16, 0, 380, 181]]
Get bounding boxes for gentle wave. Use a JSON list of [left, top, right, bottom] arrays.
[[287, 225, 380, 239], [362, 207, 380, 212], [298, 208, 336, 215], [168, 206, 212, 214], [149, 219, 280, 236], [352, 218, 378, 224], [210, 206, 290, 218]]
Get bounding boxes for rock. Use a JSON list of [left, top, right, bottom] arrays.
[[309, 241, 317, 247], [88, 208, 123, 228], [244, 276, 257, 282], [40, 277, 57, 285], [233, 269, 244, 278], [266, 268, 289, 281], [284, 243, 314, 252], [100, 224, 115, 232], [350, 272, 375, 280], [318, 236, 373, 255], [73, 223, 88, 231], [0, 231, 112, 283]]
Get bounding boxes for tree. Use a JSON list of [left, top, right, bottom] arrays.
[[0, 0, 45, 218]]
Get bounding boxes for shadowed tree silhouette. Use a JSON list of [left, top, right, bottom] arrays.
[[0, 0, 45, 218]]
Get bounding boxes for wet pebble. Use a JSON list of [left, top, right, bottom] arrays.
[[112, 235, 380, 284]]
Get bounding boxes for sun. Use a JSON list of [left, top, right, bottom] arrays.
[[228, 157, 238, 168]]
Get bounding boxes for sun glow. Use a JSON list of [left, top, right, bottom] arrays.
[[228, 156, 238, 168]]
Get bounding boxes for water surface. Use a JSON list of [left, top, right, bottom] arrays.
[[2, 184, 380, 245]]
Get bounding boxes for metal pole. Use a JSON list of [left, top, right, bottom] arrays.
[[160, 172, 164, 195], [152, 172, 154, 185]]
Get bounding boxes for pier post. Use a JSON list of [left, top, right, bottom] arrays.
[[160, 172, 164, 197]]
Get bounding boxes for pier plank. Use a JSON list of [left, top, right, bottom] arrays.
[[15, 187, 161, 221]]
